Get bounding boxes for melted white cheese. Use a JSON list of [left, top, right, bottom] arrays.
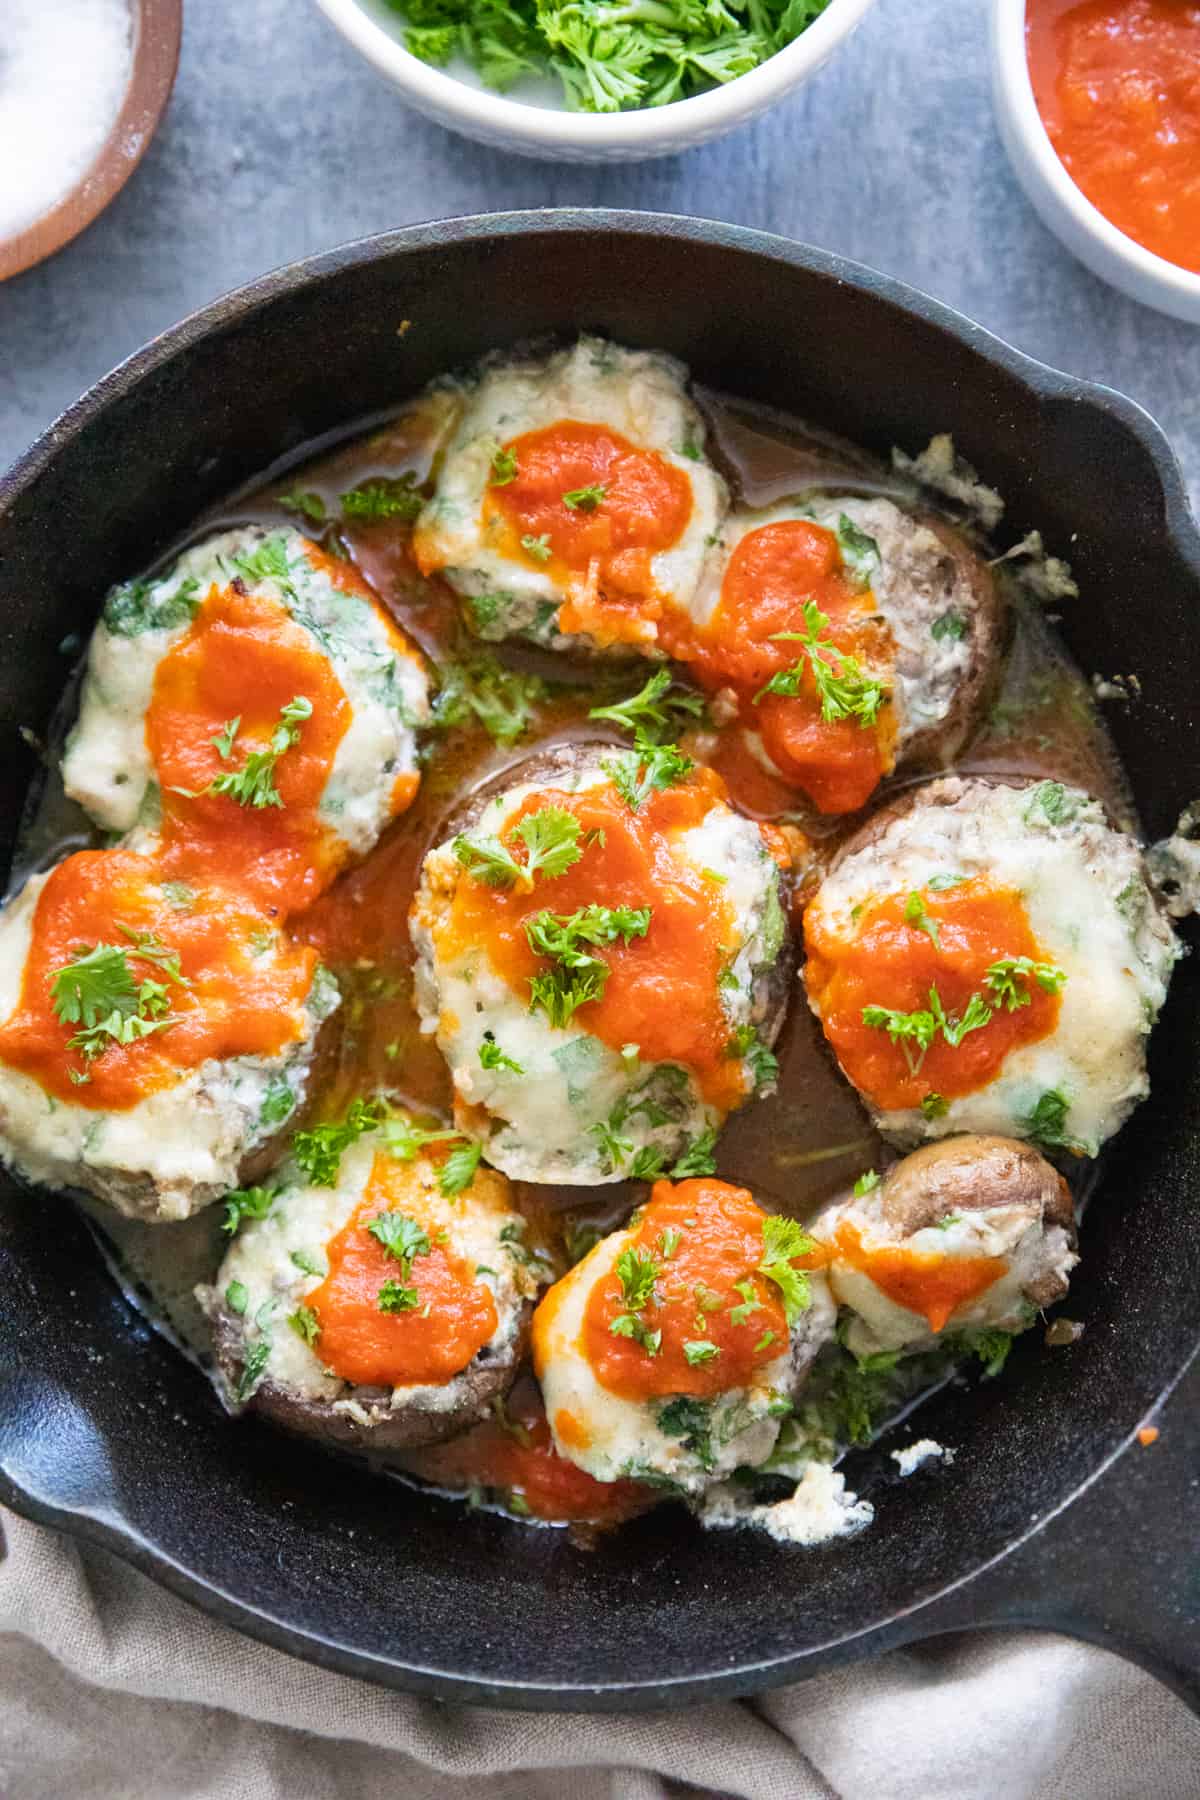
[[413, 338, 727, 651], [209, 1139, 535, 1418], [0, 868, 338, 1222], [806, 780, 1180, 1153], [701, 1461, 875, 1546], [534, 1224, 834, 1492], [410, 762, 787, 1184], [61, 526, 429, 855]]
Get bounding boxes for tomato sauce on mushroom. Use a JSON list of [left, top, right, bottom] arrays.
[[305, 1152, 498, 1387], [0, 848, 317, 1108], [667, 518, 896, 814], [804, 877, 1062, 1111], [438, 767, 755, 1110], [579, 1179, 802, 1401], [473, 420, 693, 650]]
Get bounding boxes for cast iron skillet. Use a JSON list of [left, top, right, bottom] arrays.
[[0, 212, 1198, 1712]]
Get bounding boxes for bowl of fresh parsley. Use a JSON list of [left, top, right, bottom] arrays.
[[314, 0, 877, 160]]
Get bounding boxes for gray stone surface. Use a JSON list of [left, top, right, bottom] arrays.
[[1, 0, 1198, 507]]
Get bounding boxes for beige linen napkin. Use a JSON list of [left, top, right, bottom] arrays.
[[0, 1508, 1196, 1800]]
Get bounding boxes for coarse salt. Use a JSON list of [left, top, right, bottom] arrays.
[[0, 0, 133, 243]]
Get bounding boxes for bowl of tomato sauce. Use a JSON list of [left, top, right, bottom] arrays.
[[992, 0, 1200, 324]]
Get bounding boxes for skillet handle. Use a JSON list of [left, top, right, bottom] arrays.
[[895, 1353, 1200, 1712]]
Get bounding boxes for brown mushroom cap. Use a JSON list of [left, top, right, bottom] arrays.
[[879, 1134, 1075, 1240]]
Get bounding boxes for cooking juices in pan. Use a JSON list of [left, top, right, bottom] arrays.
[[12, 370, 1131, 1529]]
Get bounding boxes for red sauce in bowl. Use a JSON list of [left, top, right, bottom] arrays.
[[1027, 0, 1200, 274]]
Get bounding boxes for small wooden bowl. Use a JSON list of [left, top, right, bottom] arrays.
[[0, 0, 181, 283]]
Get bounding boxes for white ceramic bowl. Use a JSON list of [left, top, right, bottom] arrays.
[[315, 0, 878, 163], [991, 0, 1200, 326]]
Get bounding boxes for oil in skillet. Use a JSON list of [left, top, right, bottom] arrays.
[[10, 379, 1125, 1446]]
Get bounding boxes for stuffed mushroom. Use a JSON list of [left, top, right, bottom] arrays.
[[61, 526, 431, 914], [532, 1177, 836, 1493], [803, 777, 1180, 1153], [411, 338, 728, 656], [674, 496, 1001, 815], [810, 1135, 1078, 1358], [0, 847, 339, 1222], [410, 752, 791, 1185], [202, 1130, 541, 1450]]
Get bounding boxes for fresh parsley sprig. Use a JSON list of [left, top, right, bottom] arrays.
[[984, 956, 1067, 1010], [204, 696, 313, 811], [602, 741, 694, 812], [589, 668, 705, 745], [758, 1214, 816, 1324], [609, 1244, 662, 1355], [862, 985, 993, 1075], [50, 938, 186, 1073], [431, 652, 547, 746], [453, 805, 585, 892], [526, 903, 651, 1028], [757, 600, 887, 727]]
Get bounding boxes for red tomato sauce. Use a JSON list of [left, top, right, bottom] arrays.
[[667, 519, 896, 815], [832, 1223, 1006, 1334], [1027, 0, 1200, 274], [410, 1387, 651, 1523], [306, 1152, 497, 1387], [580, 1179, 799, 1401], [0, 849, 317, 1108], [804, 877, 1062, 1112], [476, 420, 693, 650], [439, 767, 754, 1111], [147, 580, 352, 916]]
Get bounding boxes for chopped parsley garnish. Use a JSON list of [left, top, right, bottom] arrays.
[[683, 1339, 719, 1365], [431, 652, 546, 746], [927, 872, 967, 891], [930, 609, 966, 643], [232, 534, 293, 589], [235, 1336, 272, 1403], [726, 1025, 779, 1091], [49, 939, 184, 1072], [479, 1033, 524, 1074], [728, 1278, 762, 1327], [656, 1396, 714, 1470], [862, 985, 993, 1074], [603, 741, 694, 812], [212, 717, 240, 760], [378, 1278, 421, 1313], [589, 668, 705, 745], [490, 446, 518, 486], [290, 1248, 325, 1277], [757, 600, 886, 726], [225, 1280, 249, 1316], [521, 533, 551, 562], [609, 1244, 662, 1355], [184, 696, 312, 811], [670, 1127, 718, 1179], [904, 890, 941, 948], [1020, 1088, 1087, 1155], [525, 905, 650, 1029], [339, 473, 422, 522], [921, 1092, 949, 1119], [222, 1184, 278, 1235], [562, 483, 606, 511], [278, 488, 326, 524], [439, 1139, 483, 1196], [1024, 780, 1079, 828], [758, 1214, 815, 1324], [852, 1169, 880, 1197], [382, 0, 834, 114], [753, 1329, 776, 1353], [453, 805, 584, 890], [835, 514, 881, 586], [983, 956, 1067, 1010], [258, 1077, 296, 1131], [292, 1096, 387, 1186], [367, 1211, 431, 1267], [288, 1305, 321, 1347], [657, 1226, 682, 1260]]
